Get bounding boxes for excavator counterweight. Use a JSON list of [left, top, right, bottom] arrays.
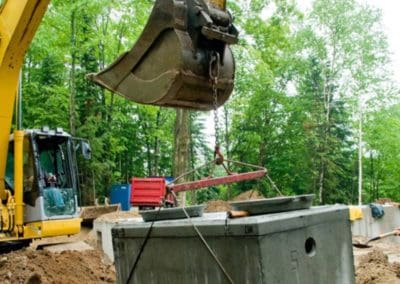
[[88, 0, 238, 111]]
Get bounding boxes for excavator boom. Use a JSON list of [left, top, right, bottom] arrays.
[[0, 0, 50, 200]]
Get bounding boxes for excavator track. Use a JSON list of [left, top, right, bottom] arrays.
[[0, 240, 31, 254]]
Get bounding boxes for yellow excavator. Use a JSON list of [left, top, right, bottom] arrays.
[[0, 0, 237, 248]]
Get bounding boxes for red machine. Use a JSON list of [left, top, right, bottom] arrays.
[[130, 146, 267, 209], [130, 170, 266, 209], [130, 178, 174, 209]]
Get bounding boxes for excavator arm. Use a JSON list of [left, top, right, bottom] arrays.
[[0, 0, 50, 201]]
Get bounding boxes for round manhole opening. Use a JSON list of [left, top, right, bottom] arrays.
[[305, 237, 316, 257]]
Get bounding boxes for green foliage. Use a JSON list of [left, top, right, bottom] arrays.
[[363, 104, 400, 202], [225, 0, 397, 204], [21, 0, 399, 205]]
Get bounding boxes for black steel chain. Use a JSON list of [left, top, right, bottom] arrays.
[[209, 51, 221, 147]]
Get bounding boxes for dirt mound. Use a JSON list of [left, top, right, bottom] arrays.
[[233, 190, 264, 201], [80, 205, 120, 222], [0, 249, 115, 284], [204, 190, 264, 212], [96, 210, 141, 221], [356, 250, 400, 284], [204, 200, 232, 212], [375, 198, 400, 207]]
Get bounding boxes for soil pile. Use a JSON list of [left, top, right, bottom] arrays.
[[233, 190, 264, 201], [356, 250, 400, 284], [80, 205, 120, 221], [205, 190, 264, 212], [96, 210, 141, 222], [0, 249, 115, 284], [204, 200, 232, 212]]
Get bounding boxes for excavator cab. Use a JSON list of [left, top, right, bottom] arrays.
[[88, 0, 238, 111], [5, 129, 79, 222]]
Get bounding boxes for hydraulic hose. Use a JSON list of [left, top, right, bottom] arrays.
[[7, 209, 11, 232]]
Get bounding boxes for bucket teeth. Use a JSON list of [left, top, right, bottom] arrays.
[[88, 0, 238, 111]]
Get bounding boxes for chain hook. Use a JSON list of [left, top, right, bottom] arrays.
[[214, 144, 224, 165], [209, 51, 220, 83]]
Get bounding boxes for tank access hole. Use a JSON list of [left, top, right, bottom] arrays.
[[305, 237, 316, 257]]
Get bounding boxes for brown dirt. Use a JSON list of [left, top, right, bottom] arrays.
[[0, 248, 115, 284], [80, 205, 120, 221], [204, 200, 232, 212], [95, 210, 140, 222], [232, 190, 264, 201], [205, 190, 264, 212], [375, 198, 400, 207], [356, 250, 400, 284]]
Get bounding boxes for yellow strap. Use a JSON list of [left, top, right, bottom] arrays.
[[349, 206, 364, 221]]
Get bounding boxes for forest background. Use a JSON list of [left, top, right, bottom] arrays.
[[21, 0, 400, 205]]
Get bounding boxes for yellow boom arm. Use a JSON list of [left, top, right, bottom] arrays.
[[0, 0, 50, 201]]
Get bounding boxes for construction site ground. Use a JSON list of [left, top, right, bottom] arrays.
[[354, 238, 400, 283], [0, 192, 399, 284]]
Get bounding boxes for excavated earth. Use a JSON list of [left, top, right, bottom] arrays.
[[0, 249, 115, 284], [356, 249, 400, 284], [0, 191, 399, 283], [1, 236, 399, 284], [204, 190, 264, 212], [354, 238, 400, 284]]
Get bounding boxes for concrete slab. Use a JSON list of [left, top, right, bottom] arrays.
[[93, 215, 142, 262], [92, 204, 400, 281], [140, 205, 204, 222], [351, 205, 400, 241]]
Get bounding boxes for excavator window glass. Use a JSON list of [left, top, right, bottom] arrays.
[[5, 138, 40, 206], [5, 143, 14, 190], [23, 138, 39, 207], [36, 135, 76, 217]]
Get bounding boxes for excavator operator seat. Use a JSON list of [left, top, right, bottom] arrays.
[[88, 0, 238, 111]]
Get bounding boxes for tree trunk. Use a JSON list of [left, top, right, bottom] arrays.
[[369, 151, 374, 202], [146, 139, 152, 176], [173, 109, 190, 206], [69, 6, 77, 136], [318, 163, 325, 204], [152, 109, 161, 176], [189, 113, 197, 204], [358, 106, 363, 206], [224, 105, 237, 198], [223, 106, 231, 161]]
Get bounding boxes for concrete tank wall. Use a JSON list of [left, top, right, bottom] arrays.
[[112, 206, 354, 284], [93, 215, 142, 262], [351, 205, 400, 242], [93, 204, 400, 264]]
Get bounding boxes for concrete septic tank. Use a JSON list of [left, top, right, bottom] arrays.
[[112, 206, 354, 284]]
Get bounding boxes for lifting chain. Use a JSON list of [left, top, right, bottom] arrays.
[[209, 51, 221, 148]]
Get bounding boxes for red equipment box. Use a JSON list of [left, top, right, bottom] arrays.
[[130, 177, 173, 208]]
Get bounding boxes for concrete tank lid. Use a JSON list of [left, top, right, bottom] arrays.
[[111, 205, 349, 238]]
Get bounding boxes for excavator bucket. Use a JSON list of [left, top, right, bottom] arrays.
[[88, 0, 238, 111]]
